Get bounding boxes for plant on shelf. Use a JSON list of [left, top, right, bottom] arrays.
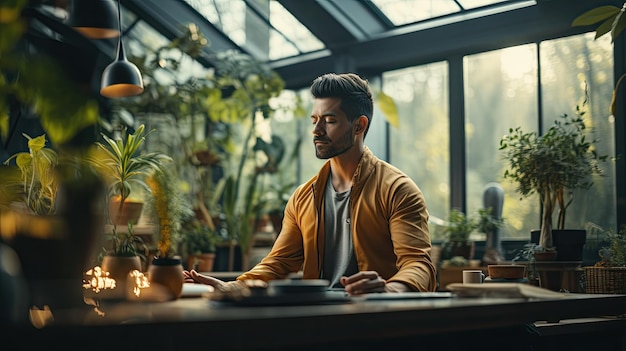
[[3, 133, 58, 215], [583, 227, 626, 294], [441, 208, 479, 260], [512, 243, 547, 285], [89, 124, 172, 271], [595, 228, 626, 268], [91, 124, 172, 226], [476, 207, 505, 238], [257, 134, 303, 235], [499, 92, 610, 253], [182, 219, 223, 271]]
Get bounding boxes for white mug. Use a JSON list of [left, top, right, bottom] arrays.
[[463, 270, 485, 284]]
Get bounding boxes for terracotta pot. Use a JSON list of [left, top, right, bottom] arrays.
[[109, 198, 143, 225], [148, 257, 184, 300], [187, 253, 216, 272]]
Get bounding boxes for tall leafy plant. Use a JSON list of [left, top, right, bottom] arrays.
[[499, 95, 610, 249]]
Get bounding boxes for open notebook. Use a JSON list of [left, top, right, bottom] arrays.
[[446, 282, 571, 298]]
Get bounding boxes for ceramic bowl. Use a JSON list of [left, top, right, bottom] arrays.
[[268, 279, 329, 295], [487, 264, 526, 280]]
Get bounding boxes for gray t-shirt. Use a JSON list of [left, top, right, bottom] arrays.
[[321, 174, 358, 289]]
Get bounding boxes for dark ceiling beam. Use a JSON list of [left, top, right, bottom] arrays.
[[276, 0, 359, 47], [274, 0, 620, 90], [319, 0, 391, 39]]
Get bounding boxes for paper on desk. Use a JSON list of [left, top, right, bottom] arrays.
[[181, 283, 214, 297], [446, 283, 571, 298]]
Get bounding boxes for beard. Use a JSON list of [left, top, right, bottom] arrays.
[[314, 128, 354, 159]]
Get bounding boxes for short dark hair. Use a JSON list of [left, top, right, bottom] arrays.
[[310, 73, 373, 137]]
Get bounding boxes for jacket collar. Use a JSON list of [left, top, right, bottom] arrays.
[[312, 146, 375, 202]]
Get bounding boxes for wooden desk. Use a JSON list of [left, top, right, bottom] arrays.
[[5, 289, 626, 350]]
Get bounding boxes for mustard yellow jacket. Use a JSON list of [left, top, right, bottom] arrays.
[[238, 147, 436, 292]]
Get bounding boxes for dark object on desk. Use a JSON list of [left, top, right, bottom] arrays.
[[269, 279, 329, 295]]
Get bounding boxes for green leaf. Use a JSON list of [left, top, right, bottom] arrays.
[[376, 91, 399, 128], [572, 5, 620, 26], [611, 10, 626, 42], [595, 16, 616, 39]]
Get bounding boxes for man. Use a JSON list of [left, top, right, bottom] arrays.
[[184, 72, 436, 294]]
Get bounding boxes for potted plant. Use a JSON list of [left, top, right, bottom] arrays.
[[89, 124, 171, 298], [3, 133, 58, 215], [145, 167, 190, 300], [441, 208, 479, 260], [182, 220, 222, 272], [499, 94, 610, 261], [92, 124, 172, 226], [584, 227, 626, 294]]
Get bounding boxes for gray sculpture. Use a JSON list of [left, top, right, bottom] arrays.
[[482, 182, 504, 264]]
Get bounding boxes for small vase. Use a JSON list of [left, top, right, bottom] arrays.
[[147, 257, 184, 300], [99, 255, 142, 300]]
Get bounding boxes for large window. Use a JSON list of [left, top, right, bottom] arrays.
[[465, 33, 615, 239], [465, 44, 539, 239], [539, 34, 616, 233], [384, 63, 450, 240]]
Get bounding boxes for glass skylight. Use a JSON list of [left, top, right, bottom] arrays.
[[183, 0, 324, 60]]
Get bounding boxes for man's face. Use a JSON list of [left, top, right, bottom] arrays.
[[311, 97, 354, 159]]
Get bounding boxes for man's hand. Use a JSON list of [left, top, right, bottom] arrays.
[[340, 271, 410, 295], [183, 269, 225, 288]]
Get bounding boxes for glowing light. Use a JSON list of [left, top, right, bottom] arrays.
[[130, 269, 150, 297], [83, 266, 117, 293]]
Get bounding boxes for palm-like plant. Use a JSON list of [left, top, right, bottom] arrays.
[[3, 133, 58, 215], [93, 124, 171, 211], [90, 124, 172, 255]]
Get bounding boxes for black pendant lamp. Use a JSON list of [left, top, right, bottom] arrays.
[[100, 0, 144, 98], [71, 0, 119, 39]]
